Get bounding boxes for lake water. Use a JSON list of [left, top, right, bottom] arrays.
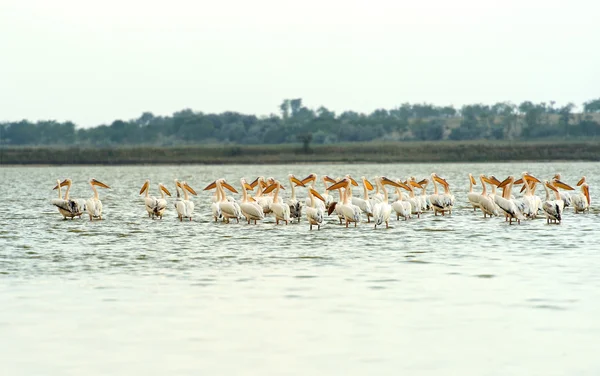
[[1, 162, 599, 375]]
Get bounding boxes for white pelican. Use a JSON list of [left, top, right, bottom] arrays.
[[514, 173, 542, 219], [429, 173, 453, 216], [302, 173, 325, 211], [174, 179, 197, 221], [264, 180, 292, 225], [572, 178, 590, 214], [478, 175, 499, 218], [321, 175, 336, 209], [372, 177, 385, 202], [139, 180, 171, 219], [287, 174, 305, 222], [373, 177, 406, 228], [391, 179, 412, 221], [405, 179, 423, 218], [553, 173, 572, 207], [327, 178, 361, 228], [495, 176, 525, 225], [85, 178, 110, 221], [52, 178, 84, 219], [327, 178, 346, 224], [542, 180, 567, 224], [351, 176, 374, 222], [215, 179, 241, 223], [253, 177, 273, 214], [417, 178, 431, 211], [467, 173, 480, 211], [239, 178, 264, 224], [306, 188, 326, 230]]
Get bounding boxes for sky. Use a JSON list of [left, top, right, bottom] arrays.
[[1, 0, 598, 127]]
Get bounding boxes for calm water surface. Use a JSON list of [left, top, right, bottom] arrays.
[[1, 162, 599, 375]]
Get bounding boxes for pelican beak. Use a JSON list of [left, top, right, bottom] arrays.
[[497, 177, 511, 188], [410, 181, 423, 189], [248, 197, 257, 202], [203, 181, 216, 190], [514, 178, 524, 185], [310, 189, 325, 202], [291, 176, 305, 187], [519, 183, 527, 193], [160, 184, 172, 196], [488, 176, 502, 186], [139, 181, 149, 195], [263, 184, 276, 194], [348, 177, 359, 186], [301, 174, 316, 185], [433, 175, 449, 187], [327, 179, 348, 191], [583, 185, 591, 204], [523, 174, 541, 184], [260, 181, 268, 189], [546, 182, 558, 192], [222, 182, 239, 193], [577, 177, 586, 186], [324, 176, 337, 184], [469, 174, 477, 185], [381, 177, 404, 189], [365, 179, 374, 190], [244, 183, 254, 190], [327, 202, 337, 215], [56, 179, 70, 188], [553, 180, 574, 191], [184, 183, 198, 195], [249, 177, 259, 189], [91, 179, 110, 189]]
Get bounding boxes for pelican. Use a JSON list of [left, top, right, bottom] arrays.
[[495, 176, 525, 225], [514, 172, 542, 219], [478, 175, 499, 218], [417, 178, 431, 211], [373, 177, 406, 228], [351, 176, 374, 222], [321, 175, 335, 209], [52, 178, 84, 219], [572, 178, 591, 214], [174, 179, 197, 221], [542, 180, 566, 224], [85, 178, 110, 221], [139, 180, 171, 219], [264, 180, 292, 225], [553, 173, 572, 207], [215, 179, 241, 223], [287, 174, 305, 222], [327, 178, 361, 228], [254, 177, 273, 214], [467, 173, 480, 211], [328, 177, 346, 224], [239, 178, 264, 224], [302, 173, 326, 211], [306, 188, 326, 230], [429, 174, 453, 216], [405, 179, 423, 218], [391, 179, 412, 221], [210, 185, 223, 222]]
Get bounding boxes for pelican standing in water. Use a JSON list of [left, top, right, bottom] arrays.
[[239, 178, 264, 224], [572, 177, 590, 213], [478, 175, 499, 218], [351, 176, 374, 222], [85, 178, 111, 221], [495, 176, 525, 225], [215, 179, 241, 223], [264, 180, 292, 225], [542, 180, 567, 224], [52, 179, 84, 219], [174, 179, 197, 221], [306, 188, 326, 230], [287, 174, 305, 222], [467, 173, 480, 211], [373, 177, 406, 228], [553, 173, 572, 207], [139, 180, 171, 219], [391, 179, 412, 221], [429, 173, 453, 216], [327, 178, 361, 228]]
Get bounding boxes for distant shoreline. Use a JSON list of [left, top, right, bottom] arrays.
[[2, 141, 599, 165]]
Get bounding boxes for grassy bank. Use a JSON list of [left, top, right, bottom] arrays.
[[2, 141, 600, 165]]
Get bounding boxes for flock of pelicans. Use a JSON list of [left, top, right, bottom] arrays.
[[51, 173, 591, 229]]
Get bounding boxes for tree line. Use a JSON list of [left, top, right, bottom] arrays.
[[1, 98, 600, 147]]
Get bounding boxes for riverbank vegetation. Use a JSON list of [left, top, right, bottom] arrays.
[[2, 99, 600, 148], [3, 140, 600, 165]]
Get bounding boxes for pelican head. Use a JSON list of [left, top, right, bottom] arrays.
[[327, 178, 350, 191], [140, 179, 150, 195], [469, 173, 476, 186], [498, 176, 515, 188], [344, 175, 359, 186], [53, 178, 72, 190], [90, 178, 110, 189], [545, 180, 559, 193], [431, 173, 450, 188], [361, 176, 374, 190], [577, 176, 587, 186], [288, 174, 305, 187], [158, 183, 171, 196], [301, 173, 317, 185], [309, 188, 325, 202], [181, 181, 198, 196]]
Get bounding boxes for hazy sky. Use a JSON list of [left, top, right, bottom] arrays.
[[1, 0, 598, 127]]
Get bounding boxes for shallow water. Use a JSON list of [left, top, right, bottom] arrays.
[[1, 162, 599, 375]]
